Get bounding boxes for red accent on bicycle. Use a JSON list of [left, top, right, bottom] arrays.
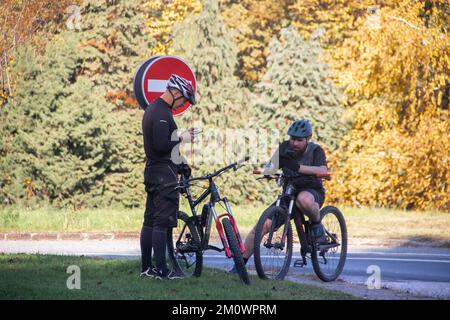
[[166, 157, 251, 285]]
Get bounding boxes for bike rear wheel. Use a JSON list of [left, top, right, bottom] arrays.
[[254, 206, 293, 280], [167, 211, 203, 277], [222, 217, 250, 285], [311, 206, 347, 282]]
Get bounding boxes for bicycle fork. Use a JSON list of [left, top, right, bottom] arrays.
[[211, 199, 245, 259]]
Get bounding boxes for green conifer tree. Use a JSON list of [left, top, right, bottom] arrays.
[[75, 0, 155, 207], [253, 27, 350, 151], [0, 34, 119, 208], [170, 0, 255, 204], [79, 0, 155, 109], [171, 0, 251, 129]]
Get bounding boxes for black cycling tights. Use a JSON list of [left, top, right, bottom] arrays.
[[152, 226, 169, 273], [140, 225, 153, 272], [140, 226, 169, 273]]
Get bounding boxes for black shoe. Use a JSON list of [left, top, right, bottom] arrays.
[[154, 269, 185, 280], [311, 223, 328, 245], [315, 235, 328, 245], [166, 270, 185, 280], [140, 267, 158, 279]]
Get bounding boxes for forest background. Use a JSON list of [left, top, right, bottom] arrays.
[[0, 0, 448, 213]]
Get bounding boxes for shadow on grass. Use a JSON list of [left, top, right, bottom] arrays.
[[395, 236, 450, 248], [0, 254, 356, 300]]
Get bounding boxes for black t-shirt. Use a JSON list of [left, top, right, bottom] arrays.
[[270, 141, 327, 192], [142, 98, 181, 166], [278, 141, 327, 167]]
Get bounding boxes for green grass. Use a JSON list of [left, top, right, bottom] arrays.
[[0, 254, 356, 300], [0, 203, 264, 233], [0, 205, 143, 232], [1, 204, 449, 246]]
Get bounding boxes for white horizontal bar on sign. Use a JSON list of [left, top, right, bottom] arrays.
[[147, 79, 168, 93]]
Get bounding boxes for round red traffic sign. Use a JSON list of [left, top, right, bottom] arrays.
[[133, 56, 196, 116]]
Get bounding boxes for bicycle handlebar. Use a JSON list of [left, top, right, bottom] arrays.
[[253, 169, 331, 180], [163, 157, 250, 189]]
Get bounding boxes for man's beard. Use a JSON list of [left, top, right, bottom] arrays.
[[289, 144, 308, 154], [288, 144, 307, 156]]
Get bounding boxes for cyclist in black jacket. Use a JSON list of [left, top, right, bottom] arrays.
[[140, 74, 196, 280]]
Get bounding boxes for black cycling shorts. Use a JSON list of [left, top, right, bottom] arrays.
[[143, 164, 179, 228], [296, 188, 325, 208], [269, 188, 325, 227], [272, 188, 325, 209]]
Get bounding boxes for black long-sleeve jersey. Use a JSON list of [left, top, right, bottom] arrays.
[[142, 98, 181, 166]]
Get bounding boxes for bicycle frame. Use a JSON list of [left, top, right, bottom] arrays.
[[270, 180, 311, 252], [266, 175, 334, 266], [178, 173, 245, 259]]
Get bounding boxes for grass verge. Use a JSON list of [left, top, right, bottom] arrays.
[[0, 254, 356, 300], [0, 204, 449, 246]]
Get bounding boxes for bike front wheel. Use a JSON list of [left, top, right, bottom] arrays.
[[311, 206, 348, 282], [167, 211, 203, 277], [253, 206, 293, 280], [222, 217, 250, 285]]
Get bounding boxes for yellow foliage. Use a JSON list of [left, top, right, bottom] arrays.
[[220, 0, 291, 82], [290, 0, 399, 48], [144, 0, 201, 56], [334, 2, 449, 126], [325, 0, 450, 211]]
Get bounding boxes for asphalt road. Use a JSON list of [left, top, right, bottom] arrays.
[[200, 245, 450, 283], [1, 240, 449, 298]]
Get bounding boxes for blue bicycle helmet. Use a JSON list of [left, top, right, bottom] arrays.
[[287, 120, 312, 138]]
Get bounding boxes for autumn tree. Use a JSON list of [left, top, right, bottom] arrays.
[[327, 0, 450, 211], [0, 0, 81, 105], [220, 0, 294, 83], [145, 0, 201, 56], [289, 0, 399, 49]]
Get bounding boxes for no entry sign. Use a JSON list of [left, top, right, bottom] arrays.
[[133, 56, 197, 116]]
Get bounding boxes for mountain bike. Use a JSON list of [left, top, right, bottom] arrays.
[[165, 157, 250, 285], [253, 170, 347, 282]]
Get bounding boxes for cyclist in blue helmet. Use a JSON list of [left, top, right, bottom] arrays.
[[230, 120, 328, 273], [280, 119, 328, 243]]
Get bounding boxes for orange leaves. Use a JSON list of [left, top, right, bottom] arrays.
[[82, 30, 118, 53], [335, 1, 449, 126], [327, 104, 449, 211], [0, 0, 82, 106], [0, 0, 82, 54], [106, 90, 137, 109]]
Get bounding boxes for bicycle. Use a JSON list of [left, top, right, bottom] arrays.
[[164, 157, 251, 285], [252, 170, 347, 282]]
